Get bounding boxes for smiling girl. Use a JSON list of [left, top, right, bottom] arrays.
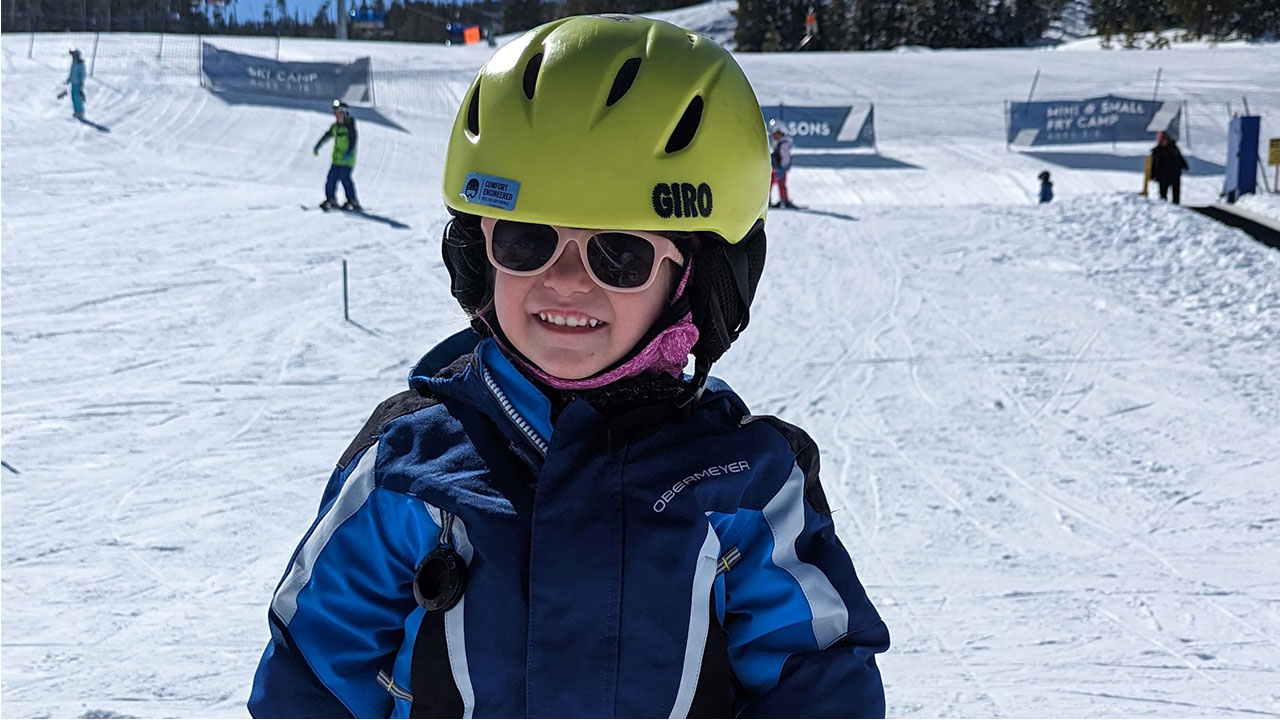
[[250, 14, 888, 718]]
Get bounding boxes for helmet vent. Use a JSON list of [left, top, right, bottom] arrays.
[[522, 53, 543, 100], [606, 57, 642, 107], [664, 95, 703, 154], [466, 83, 481, 136]]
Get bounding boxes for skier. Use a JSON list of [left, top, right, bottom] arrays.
[[1038, 170, 1053, 204], [313, 100, 361, 211], [64, 48, 86, 119], [769, 119, 797, 208], [250, 14, 888, 719], [1150, 130, 1188, 205]]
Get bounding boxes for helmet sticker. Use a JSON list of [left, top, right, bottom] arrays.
[[598, 14, 633, 22], [462, 172, 521, 211], [652, 182, 713, 219]]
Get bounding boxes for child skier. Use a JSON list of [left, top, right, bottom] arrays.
[[1038, 170, 1053, 203], [313, 100, 361, 211], [250, 15, 888, 718], [769, 120, 797, 208]]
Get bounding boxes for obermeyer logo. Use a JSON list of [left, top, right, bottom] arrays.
[[652, 182, 713, 219], [462, 172, 520, 211], [653, 460, 750, 512]]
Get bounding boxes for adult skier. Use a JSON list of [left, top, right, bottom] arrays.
[[250, 14, 888, 718], [313, 100, 361, 211], [64, 48, 86, 119]]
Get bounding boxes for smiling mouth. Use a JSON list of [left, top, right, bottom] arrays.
[[537, 312, 605, 329]]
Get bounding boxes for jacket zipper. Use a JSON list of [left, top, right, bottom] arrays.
[[377, 669, 414, 702], [479, 363, 549, 457]]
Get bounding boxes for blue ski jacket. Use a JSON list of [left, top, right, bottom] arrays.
[[66, 59, 85, 88], [249, 331, 889, 718]]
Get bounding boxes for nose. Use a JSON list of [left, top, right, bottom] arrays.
[[542, 240, 594, 295]]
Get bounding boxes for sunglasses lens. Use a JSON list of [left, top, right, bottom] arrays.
[[490, 221, 560, 272], [587, 233, 658, 289]]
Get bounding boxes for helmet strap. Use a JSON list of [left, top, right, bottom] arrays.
[[677, 357, 710, 415]]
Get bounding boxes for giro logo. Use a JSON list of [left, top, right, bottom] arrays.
[[653, 460, 751, 513], [652, 182, 713, 220]]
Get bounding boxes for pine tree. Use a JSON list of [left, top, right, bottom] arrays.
[[821, 0, 850, 49], [500, 0, 543, 34], [734, 0, 767, 50]]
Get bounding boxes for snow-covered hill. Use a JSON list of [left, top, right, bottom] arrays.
[[3, 12, 1279, 718]]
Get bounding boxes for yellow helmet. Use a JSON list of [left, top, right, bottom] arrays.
[[441, 14, 770, 244]]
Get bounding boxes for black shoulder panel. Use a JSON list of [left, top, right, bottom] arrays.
[[742, 415, 832, 516], [336, 389, 440, 471]]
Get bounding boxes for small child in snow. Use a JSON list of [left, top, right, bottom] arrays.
[[1038, 170, 1053, 204], [313, 100, 361, 211], [250, 15, 888, 718]]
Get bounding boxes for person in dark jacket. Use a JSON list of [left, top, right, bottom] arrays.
[[1038, 170, 1053, 204], [1150, 130, 1189, 204], [250, 15, 888, 719], [313, 100, 361, 211]]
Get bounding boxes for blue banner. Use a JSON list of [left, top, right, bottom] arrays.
[[201, 43, 371, 103], [760, 105, 875, 149], [1008, 96, 1181, 146]]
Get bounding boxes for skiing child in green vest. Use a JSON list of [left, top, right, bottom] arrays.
[[313, 100, 361, 211]]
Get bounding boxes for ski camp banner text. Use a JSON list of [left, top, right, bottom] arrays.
[[200, 43, 371, 103], [760, 105, 876, 148], [1007, 96, 1181, 146]]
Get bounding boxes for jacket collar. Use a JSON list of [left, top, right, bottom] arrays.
[[409, 329, 553, 457]]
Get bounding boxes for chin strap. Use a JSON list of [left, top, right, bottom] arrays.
[[677, 357, 711, 417]]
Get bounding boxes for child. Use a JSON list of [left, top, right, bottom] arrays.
[[1038, 170, 1053, 204], [250, 15, 888, 718], [313, 100, 361, 211], [1150, 130, 1188, 204], [769, 120, 797, 208]]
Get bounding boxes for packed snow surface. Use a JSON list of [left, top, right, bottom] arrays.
[[3, 5, 1280, 717]]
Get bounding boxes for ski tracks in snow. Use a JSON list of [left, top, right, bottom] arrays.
[[750, 201, 1280, 717]]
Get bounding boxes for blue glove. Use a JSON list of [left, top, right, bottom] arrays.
[[341, 152, 352, 162]]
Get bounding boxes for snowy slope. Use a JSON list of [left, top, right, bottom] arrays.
[[3, 13, 1280, 718]]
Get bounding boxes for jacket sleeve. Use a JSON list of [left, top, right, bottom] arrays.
[[347, 118, 358, 152], [248, 442, 437, 718], [779, 138, 793, 169], [314, 126, 332, 153], [715, 418, 889, 718]]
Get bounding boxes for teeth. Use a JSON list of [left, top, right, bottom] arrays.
[[537, 312, 602, 328]]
